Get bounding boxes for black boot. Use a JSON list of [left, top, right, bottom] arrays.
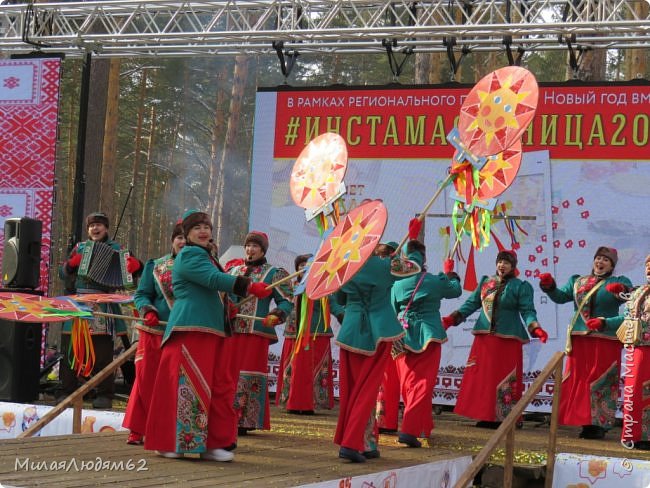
[[398, 432, 422, 448], [579, 425, 606, 439], [475, 421, 501, 429], [362, 449, 380, 459], [338, 447, 366, 463]]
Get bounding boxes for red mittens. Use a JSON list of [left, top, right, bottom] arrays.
[[143, 311, 159, 327], [248, 281, 273, 299], [442, 315, 456, 330], [126, 256, 142, 274], [443, 259, 455, 274], [539, 273, 555, 290], [262, 315, 280, 327], [605, 282, 626, 295], [585, 318, 605, 331], [531, 327, 548, 343], [67, 252, 82, 269], [408, 218, 422, 240]]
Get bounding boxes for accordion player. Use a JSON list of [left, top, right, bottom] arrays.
[[77, 240, 135, 290]]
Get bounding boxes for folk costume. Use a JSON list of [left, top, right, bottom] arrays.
[[333, 251, 420, 462], [374, 241, 403, 434], [144, 210, 262, 461], [447, 251, 544, 425], [617, 255, 650, 449], [58, 212, 142, 409], [229, 231, 293, 431], [276, 255, 344, 413], [391, 242, 462, 445], [123, 224, 184, 444], [540, 247, 631, 439], [375, 359, 400, 432]]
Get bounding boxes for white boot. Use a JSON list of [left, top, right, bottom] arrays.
[[157, 451, 184, 459], [200, 448, 234, 462]]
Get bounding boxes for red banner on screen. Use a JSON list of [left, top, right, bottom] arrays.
[[273, 84, 649, 160]]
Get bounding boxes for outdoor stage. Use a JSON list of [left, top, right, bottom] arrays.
[[1, 404, 648, 487]]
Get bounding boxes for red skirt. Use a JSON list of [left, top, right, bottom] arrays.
[[396, 343, 441, 438], [376, 357, 400, 430], [122, 331, 162, 435], [334, 342, 391, 452], [621, 345, 650, 444], [276, 336, 334, 411], [454, 334, 523, 422], [560, 336, 621, 427], [144, 332, 237, 453], [231, 333, 272, 430]]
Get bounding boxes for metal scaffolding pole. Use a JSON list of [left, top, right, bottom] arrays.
[[0, 0, 646, 58]]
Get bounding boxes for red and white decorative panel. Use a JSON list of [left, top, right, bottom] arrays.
[[0, 58, 61, 293]]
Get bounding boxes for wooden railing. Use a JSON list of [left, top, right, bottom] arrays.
[[453, 351, 565, 488], [18, 342, 138, 438]]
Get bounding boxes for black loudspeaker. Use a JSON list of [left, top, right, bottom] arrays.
[[2, 217, 42, 289], [0, 319, 42, 402]]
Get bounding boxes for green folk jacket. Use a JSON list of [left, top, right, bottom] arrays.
[[162, 245, 248, 344], [334, 255, 420, 355], [392, 252, 462, 352], [229, 262, 294, 343], [133, 255, 175, 335], [456, 274, 539, 343], [543, 273, 632, 339], [59, 238, 129, 335]]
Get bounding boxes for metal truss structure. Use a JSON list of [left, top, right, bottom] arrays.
[[0, 0, 648, 58]]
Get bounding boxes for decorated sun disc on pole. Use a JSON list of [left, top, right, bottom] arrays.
[[453, 140, 523, 201], [458, 66, 539, 157], [290, 132, 348, 212], [306, 199, 387, 300], [0, 292, 84, 322]]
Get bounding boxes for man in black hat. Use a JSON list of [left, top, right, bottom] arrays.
[[58, 212, 143, 409]]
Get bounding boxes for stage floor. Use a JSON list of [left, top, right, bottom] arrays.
[[1, 404, 648, 487]]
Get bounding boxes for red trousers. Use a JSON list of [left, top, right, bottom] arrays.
[[122, 331, 162, 435], [395, 343, 441, 438], [277, 336, 334, 411], [560, 335, 621, 427], [454, 334, 523, 422], [621, 345, 650, 444], [334, 342, 391, 452], [231, 333, 272, 430], [376, 357, 400, 430], [144, 332, 237, 453]]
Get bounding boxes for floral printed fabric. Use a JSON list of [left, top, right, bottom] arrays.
[[495, 369, 519, 421], [234, 372, 267, 429], [175, 365, 208, 453], [574, 275, 601, 322], [589, 362, 619, 428], [479, 276, 501, 325], [153, 255, 175, 308]]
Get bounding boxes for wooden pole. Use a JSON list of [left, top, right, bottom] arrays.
[[19, 342, 138, 438], [453, 351, 565, 488], [94, 310, 263, 323], [236, 268, 303, 307], [504, 427, 515, 488], [395, 172, 455, 252], [544, 357, 564, 488]]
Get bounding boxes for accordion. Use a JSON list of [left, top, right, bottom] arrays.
[[616, 318, 642, 346], [77, 240, 134, 289]]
